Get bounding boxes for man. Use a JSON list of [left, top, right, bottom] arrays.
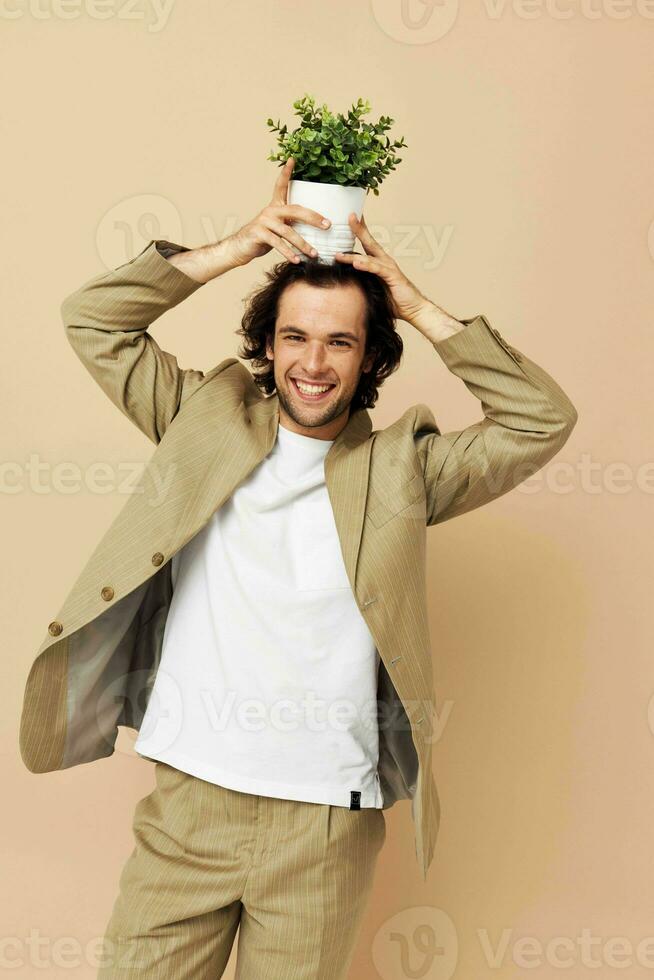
[[19, 158, 577, 978]]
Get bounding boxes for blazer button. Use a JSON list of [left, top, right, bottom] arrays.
[[101, 586, 114, 601], [151, 552, 164, 566], [48, 620, 63, 636]]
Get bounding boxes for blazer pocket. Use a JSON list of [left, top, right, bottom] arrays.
[[367, 472, 426, 529]]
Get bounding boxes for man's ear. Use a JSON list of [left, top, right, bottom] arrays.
[[361, 350, 375, 374], [265, 332, 274, 362]]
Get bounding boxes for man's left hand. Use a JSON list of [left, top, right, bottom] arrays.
[[334, 213, 431, 324]]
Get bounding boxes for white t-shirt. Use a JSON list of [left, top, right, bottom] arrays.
[[134, 421, 383, 809]]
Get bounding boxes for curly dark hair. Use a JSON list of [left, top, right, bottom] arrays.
[[235, 256, 404, 412]]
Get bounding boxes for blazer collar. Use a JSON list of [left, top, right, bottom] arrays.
[[171, 362, 375, 575], [242, 368, 375, 593], [246, 377, 373, 455]]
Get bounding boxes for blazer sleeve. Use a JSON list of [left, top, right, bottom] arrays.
[[60, 239, 208, 445], [414, 314, 578, 526]]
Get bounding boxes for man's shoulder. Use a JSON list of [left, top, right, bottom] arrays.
[[179, 357, 250, 410], [204, 356, 245, 384], [372, 402, 441, 442]]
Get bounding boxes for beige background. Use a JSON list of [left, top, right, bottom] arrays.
[[3, 1, 652, 977]]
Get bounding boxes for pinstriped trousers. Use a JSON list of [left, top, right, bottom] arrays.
[[96, 761, 386, 979]]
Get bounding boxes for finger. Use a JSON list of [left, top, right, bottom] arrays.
[[271, 157, 295, 206], [262, 228, 302, 264], [266, 217, 318, 258], [348, 212, 385, 257], [336, 249, 392, 277], [277, 204, 331, 229], [334, 251, 383, 274], [333, 251, 365, 263]]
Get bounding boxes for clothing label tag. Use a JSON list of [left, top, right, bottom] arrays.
[[350, 791, 361, 810]]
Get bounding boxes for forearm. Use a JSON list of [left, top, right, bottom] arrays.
[[165, 235, 243, 284], [405, 300, 466, 344], [409, 301, 577, 429]]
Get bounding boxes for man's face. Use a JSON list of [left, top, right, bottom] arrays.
[[265, 281, 375, 440]]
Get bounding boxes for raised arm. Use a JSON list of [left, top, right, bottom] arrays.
[[414, 312, 578, 525], [333, 212, 578, 526], [62, 159, 332, 444], [61, 240, 214, 445]]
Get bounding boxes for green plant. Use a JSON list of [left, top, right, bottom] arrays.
[[267, 94, 407, 196]]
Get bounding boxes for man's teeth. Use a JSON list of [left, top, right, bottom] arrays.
[[295, 380, 333, 394]]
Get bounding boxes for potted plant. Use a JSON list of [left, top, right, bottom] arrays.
[[266, 94, 407, 264]]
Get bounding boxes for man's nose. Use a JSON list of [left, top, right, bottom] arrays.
[[301, 346, 329, 372]]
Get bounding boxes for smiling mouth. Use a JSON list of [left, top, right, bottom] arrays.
[[290, 378, 336, 402]]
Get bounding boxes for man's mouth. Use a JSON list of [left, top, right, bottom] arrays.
[[290, 378, 336, 402]]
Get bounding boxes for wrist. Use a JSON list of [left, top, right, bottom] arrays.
[[166, 238, 242, 283], [408, 301, 465, 344]]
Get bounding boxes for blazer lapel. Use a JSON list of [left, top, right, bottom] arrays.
[[173, 364, 374, 595], [323, 405, 374, 594], [35, 363, 375, 657]]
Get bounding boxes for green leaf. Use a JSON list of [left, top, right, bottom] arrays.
[[265, 95, 406, 191]]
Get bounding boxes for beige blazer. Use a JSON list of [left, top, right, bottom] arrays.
[[19, 239, 578, 881]]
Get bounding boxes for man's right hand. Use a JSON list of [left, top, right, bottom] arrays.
[[165, 157, 332, 283], [227, 156, 331, 267]]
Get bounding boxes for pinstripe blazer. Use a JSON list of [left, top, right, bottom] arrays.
[[19, 239, 578, 881]]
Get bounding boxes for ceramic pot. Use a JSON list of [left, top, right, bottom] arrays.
[[287, 178, 368, 264]]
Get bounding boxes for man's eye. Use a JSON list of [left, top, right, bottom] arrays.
[[286, 336, 350, 347]]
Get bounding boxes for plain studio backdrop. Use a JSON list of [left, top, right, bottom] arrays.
[[2, 2, 652, 977]]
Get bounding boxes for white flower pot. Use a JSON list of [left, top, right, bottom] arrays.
[[288, 178, 368, 265]]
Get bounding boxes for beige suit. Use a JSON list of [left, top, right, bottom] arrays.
[[19, 239, 578, 881]]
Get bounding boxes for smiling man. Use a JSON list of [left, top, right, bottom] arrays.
[[268, 279, 373, 438], [20, 157, 578, 978]]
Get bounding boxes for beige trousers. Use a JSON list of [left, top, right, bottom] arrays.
[[97, 761, 386, 979]]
